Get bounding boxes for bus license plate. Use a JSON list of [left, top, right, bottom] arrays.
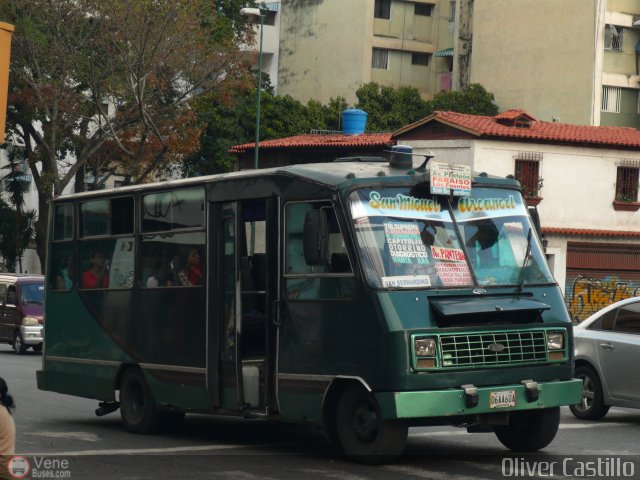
[[489, 390, 516, 408]]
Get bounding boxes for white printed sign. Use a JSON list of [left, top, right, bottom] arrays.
[[430, 161, 471, 197], [381, 276, 432, 288], [109, 237, 135, 288], [434, 262, 473, 286]]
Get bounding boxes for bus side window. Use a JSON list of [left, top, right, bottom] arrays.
[[284, 202, 354, 300]]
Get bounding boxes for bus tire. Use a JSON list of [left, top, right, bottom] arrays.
[[335, 386, 407, 465], [494, 407, 560, 451], [569, 365, 610, 420], [119, 368, 162, 434]]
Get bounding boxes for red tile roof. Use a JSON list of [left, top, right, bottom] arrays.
[[543, 227, 640, 238], [230, 133, 394, 153], [393, 111, 640, 148]]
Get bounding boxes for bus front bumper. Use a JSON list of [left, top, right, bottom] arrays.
[[375, 378, 582, 419]]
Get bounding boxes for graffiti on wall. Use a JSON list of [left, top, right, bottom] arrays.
[[566, 275, 640, 322]]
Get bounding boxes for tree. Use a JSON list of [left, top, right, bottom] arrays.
[[429, 83, 499, 116], [3, 0, 254, 271], [355, 83, 431, 132], [185, 81, 498, 176], [0, 149, 37, 273]]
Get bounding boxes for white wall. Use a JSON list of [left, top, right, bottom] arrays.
[[473, 140, 640, 231]]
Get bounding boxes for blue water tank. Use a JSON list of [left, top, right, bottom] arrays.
[[342, 109, 368, 135]]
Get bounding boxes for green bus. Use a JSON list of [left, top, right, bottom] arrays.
[[37, 152, 582, 464]]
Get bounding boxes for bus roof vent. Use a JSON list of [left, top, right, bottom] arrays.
[[389, 145, 413, 169]]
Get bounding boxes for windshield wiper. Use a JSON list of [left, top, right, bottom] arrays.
[[516, 228, 532, 293]]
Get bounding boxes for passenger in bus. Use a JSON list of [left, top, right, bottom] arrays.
[[81, 249, 110, 289], [177, 246, 203, 286], [55, 255, 74, 290]]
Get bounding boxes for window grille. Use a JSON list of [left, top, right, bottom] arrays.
[[602, 86, 621, 113], [615, 166, 639, 202], [374, 0, 391, 19], [605, 25, 623, 51], [515, 156, 542, 198], [372, 48, 389, 69]]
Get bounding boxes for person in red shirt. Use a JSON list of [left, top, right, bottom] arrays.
[[177, 247, 203, 286], [82, 250, 110, 289]]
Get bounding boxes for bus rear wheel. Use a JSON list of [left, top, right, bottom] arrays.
[[335, 386, 407, 465], [494, 407, 560, 451], [119, 368, 162, 434]]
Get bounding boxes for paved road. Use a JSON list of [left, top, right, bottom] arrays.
[[2, 345, 639, 479]]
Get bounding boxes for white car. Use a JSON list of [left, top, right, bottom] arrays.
[[571, 296, 640, 419]]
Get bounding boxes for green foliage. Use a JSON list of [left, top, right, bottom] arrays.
[[185, 81, 499, 175], [355, 83, 430, 132], [429, 83, 499, 116]]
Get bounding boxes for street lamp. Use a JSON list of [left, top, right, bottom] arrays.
[[240, 7, 266, 170]]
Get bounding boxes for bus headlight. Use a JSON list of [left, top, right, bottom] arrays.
[[414, 337, 436, 357], [546, 332, 564, 351]]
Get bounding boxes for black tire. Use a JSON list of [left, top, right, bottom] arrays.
[[32, 344, 43, 353], [335, 386, 408, 465], [119, 369, 162, 434], [13, 332, 27, 355], [494, 407, 560, 451], [569, 365, 610, 420]]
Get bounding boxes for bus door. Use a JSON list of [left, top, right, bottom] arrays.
[[208, 198, 279, 414]]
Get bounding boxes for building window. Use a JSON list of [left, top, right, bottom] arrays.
[[615, 165, 639, 203], [372, 48, 389, 69], [263, 10, 277, 26], [602, 86, 621, 113], [515, 153, 543, 199], [605, 24, 623, 51], [415, 3, 433, 16], [411, 52, 430, 66], [449, 1, 456, 21], [374, 0, 391, 19]]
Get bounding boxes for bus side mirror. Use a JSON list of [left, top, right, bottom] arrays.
[[528, 206, 542, 237], [303, 209, 328, 266]]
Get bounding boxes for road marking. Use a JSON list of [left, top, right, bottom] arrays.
[[384, 464, 481, 480], [22, 443, 250, 456], [411, 422, 630, 437], [22, 422, 632, 457], [298, 468, 371, 480], [214, 472, 280, 480], [29, 431, 100, 442]]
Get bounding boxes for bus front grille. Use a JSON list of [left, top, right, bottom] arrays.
[[439, 330, 548, 368]]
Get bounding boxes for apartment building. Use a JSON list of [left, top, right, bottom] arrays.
[[243, 1, 282, 93], [277, 0, 454, 104], [468, 0, 640, 127]]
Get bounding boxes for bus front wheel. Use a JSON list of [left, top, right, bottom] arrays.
[[119, 368, 162, 434], [335, 386, 408, 465], [494, 407, 560, 451]]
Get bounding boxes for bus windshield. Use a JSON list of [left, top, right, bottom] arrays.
[[349, 186, 554, 289]]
